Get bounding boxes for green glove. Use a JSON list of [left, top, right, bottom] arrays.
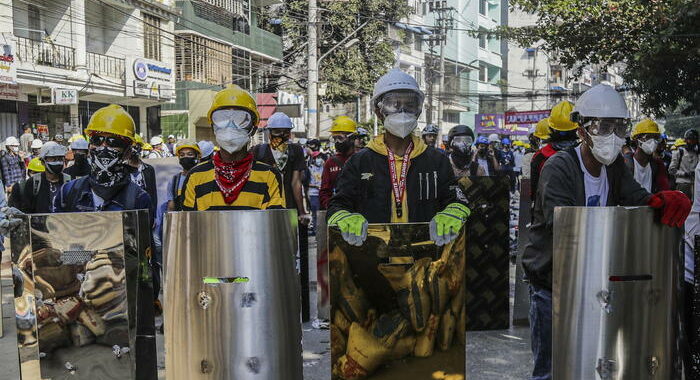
[[429, 203, 471, 246], [328, 210, 368, 246]]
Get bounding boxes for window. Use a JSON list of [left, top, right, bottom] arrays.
[[479, 32, 487, 49], [414, 34, 422, 51], [175, 34, 232, 85], [479, 64, 488, 82], [479, 0, 488, 15], [443, 111, 460, 123], [550, 65, 563, 83], [143, 14, 162, 61], [415, 67, 422, 87], [28, 5, 42, 41]]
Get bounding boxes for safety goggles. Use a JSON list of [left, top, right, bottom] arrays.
[[377, 92, 422, 115], [331, 134, 349, 143], [635, 133, 660, 143], [211, 109, 253, 130], [451, 136, 474, 146], [90, 135, 131, 149], [584, 118, 630, 138]]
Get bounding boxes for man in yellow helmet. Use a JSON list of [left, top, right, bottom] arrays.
[[180, 85, 284, 210], [168, 141, 201, 211], [53, 104, 152, 213], [319, 115, 358, 209], [127, 134, 158, 218], [627, 119, 670, 193]]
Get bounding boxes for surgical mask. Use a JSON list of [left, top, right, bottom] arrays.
[[641, 139, 658, 155], [179, 157, 198, 171], [45, 162, 64, 174], [383, 112, 418, 138], [215, 127, 250, 153], [10, 146, 18, 153], [314, 158, 324, 166], [588, 132, 625, 166], [89, 146, 126, 186]]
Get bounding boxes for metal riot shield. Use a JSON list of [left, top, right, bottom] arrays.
[[553, 207, 682, 379], [316, 210, 330, 320], [458, 176, 510, 330], [143, 156, 181, 208], [512, 178, 531, 326], [329, 224, 466, 379], [164, 210, 303, 380], [8, 210, 156, 380]]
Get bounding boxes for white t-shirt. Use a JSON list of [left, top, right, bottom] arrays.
[[477, 158, 490, 176], [633, 158, 653, 193], [575, 146, 608, 207]]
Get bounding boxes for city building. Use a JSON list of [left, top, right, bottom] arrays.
[[0, 0, 179, 139]]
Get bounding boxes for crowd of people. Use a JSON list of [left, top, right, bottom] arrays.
[[0, 68, 698, 379]]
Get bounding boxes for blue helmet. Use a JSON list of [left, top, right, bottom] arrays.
[[501, 138, 511, 145], [267, 112, 294, 129], [475, 136, 489, 145]]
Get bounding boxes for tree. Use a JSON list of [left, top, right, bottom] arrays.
[[500, 0, 700, 115], [276, 0, 410, 103]]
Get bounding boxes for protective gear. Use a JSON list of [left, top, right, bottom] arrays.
[[28, 157, 45, 172], [39, 143, 67, 159], [371, 68, 425, 110], [84, 104, 136, 142], [179, 157, 198, 171], [429, 203, 471, 246], [70, 138, 88, 150], [501, 138, 511, 146], [475, 136, 489, 145], [31, 139, 43, 149], [383, 112, 418, 138], [422, 124, 439, 136], [207, 84, 260, 128], [4, 136, 19, 146], [330, 116, 358, 134], [641, 139, 659, 155], [174, 142, 202, 156], [551, 140, 577, 151], [328, 210, 368, 246], [532, 118, 551, 140], [648, 190, 691, 227], [631, 118, 660, 138], [198, 140, 215, 158], [548, 101, 578, 131], [266, 112, 294, 129], [307, 138, 320, 149], [215, 127, 250, 153], [488, 134, 499, 143], [133, 134, 145, 146], [588, 132, 625, 165], [571, 84, 629, 120], [451, 136, 473, 153], [448, 125, 474, 142], [334, 139, 353, 154], [378, 91, 423, 116], [142, 143, 153, 151], [89, 146, 127, 189], [45, 162, 64, 175], [0, 207, 24, 235], [684, 129, 699, 143], [584, 118, 630, 138], [674, 139, 686, 148], [211, 109, 254, 130], [150, 136, 163, 146]]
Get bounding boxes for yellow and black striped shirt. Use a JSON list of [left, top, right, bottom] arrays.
[[181, 160, 285, 211]]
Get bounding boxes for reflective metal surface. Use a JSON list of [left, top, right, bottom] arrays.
[[316, 210, 330, 320], [8, 211, 156, 380], [513, 179, 531, 326], [143, 156, 180, 208], [164, 210, 303, 380], [553, 207, 682, 379]]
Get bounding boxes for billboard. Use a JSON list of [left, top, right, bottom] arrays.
[[504, 110, 550, 135], [474, 113, 505, 135]]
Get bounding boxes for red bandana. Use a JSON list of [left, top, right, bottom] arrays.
[[213, 151, 254, 204]]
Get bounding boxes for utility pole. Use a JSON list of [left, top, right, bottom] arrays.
[[429, 3, 454, 132], [307, 0, 318, 138]]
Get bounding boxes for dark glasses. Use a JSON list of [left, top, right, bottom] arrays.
[[90, 135, 131, 149]]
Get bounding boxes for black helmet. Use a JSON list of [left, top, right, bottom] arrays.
[[422, 124, 439, 136], [684, 129, 698, 141], [307, 138, 320, 146], [448, 125, 474, 142]]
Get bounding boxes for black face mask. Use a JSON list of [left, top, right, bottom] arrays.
[[179, 157, 198, 171], [74, 153, 88, 164], [45, 162, 64, 175], [335, 140, 353, 153], [478, 148, 487, 157], [552, 140, 577, 151]]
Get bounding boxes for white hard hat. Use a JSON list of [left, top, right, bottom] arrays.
[[197, 140, 215, 158], [5, 136, 19, 146], [168, 134, 175, 139], [150, 136, 163, 145], [488, 133, 500, 143], [572, 84, 629, 119], [267, 112, 294, 129], [71, 138, 89, 150], [371, 68, 425, 108], [39, 141, 67, 158], [31, 139, 43, 149]]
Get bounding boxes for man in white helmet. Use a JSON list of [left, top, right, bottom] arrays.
[[521, 84, 691, 380], [1, 136, 25, 191], [147, 136, 172, 158], [327, 68, 471, 246], [29, 139, 43, 160], [9, 142, 71, 214]]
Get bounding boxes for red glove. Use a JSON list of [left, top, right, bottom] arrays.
[[648, 190, 691, 227]]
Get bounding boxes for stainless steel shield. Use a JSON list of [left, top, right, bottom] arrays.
[[143, 156, 181, 208], [164, 210, 303, 380], [316, 210, 330, 320], [553, 207, 682, 379], [8, 210, 156, 380]]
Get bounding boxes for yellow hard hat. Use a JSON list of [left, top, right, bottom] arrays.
[[674, 138, 686, 147], [68, 134, 86, 143], [207, 85, 259, 127], [175, 141, 202, 156], [28, 157, 45, 172], [330, 116, 357, 134], [533, 118, 551, 140], [84, 104, 136, 142], [631, 118, 660, 138], [548, 101, 578, 131], [524, 143, 531, 149], [134, 134, 145, 146], [142, 143, 153, 151]]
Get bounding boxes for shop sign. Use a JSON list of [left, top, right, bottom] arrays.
[[0, 37, 17, 85], [127, 57, 174, 100], [504, 110, 551, 135], [53, 88, 79, 105]]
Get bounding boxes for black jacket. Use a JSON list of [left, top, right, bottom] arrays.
[[327, 145, 463, 223], [9, 173, 70, 213], [522, 148, 650, 290]]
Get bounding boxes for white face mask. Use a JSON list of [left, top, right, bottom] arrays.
[[588, 132, 625, 165], [10, 146, 18, 153], [383, 112, 418, 138], [641, 139, 658, 155], [215, 127, 250, 154]]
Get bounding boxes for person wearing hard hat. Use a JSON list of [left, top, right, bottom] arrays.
[[180, 85, 284, 211], [141, 143, 153, 158], [473, 135, 500, 176], [9, 142, 71, 214], [522, 84, 691, 380], [251, 111, 309, 224], [626, 119, 670, 193], [167, 141, 201, 211], [29, 139, 43, 159], [670, 129, 699, 199], [327, 68, 470, 246], [166, 134, 177, 155], [1, 136, 25, 191], [64, 138, 90, 178], [52, 104, 152, 213], [319, 115, 359, 209], [127, 134, 158, 218], [522, 118, 551, 180], [353, 127, 370, 152], [19, 125, 34, 155], [26, 157, 45, 177], [499, 137, 516, 192], [197, 140, 215, 162], [147, 136, 172, 158], [446, 125, 477, 177], [421, 124, 443, 153]]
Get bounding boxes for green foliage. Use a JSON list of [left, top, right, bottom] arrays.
[[501, 0, 700, 115], [280, 0, 411, 103]]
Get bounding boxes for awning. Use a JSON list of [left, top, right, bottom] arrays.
[[395, 22, 432, 35]]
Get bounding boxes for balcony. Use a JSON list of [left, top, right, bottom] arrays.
[[87, 52, 125, 82], [15, 36, 75, 70]]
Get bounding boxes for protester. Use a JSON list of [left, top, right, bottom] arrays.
[[354, 127, 370, 152], [9, 142, 71, 214], [1, 136, 25, 191], [627, 118, 670, 193], [29, 139, 43, 160], [499, 138, 516, 191], [473, 135, 500, 176], [307, 151, 324, 234], [198, 140, 215, 162], [522, 84, 691, 380], [446, 125, 477, 177], [421, 124, 440, 150], [26, 157, 44, 177], [141, 143, 153, 158], [670, 129, 699, 199], [167, 141, 201, 211], [128, 135, 158, 218], [19, 125, 33, 154], [64, 138, 90, 178], [522, 118, 551, 180], [319, 115, 358, 209], [166, 134, 177, 155], [148, 136, 173, 158]]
